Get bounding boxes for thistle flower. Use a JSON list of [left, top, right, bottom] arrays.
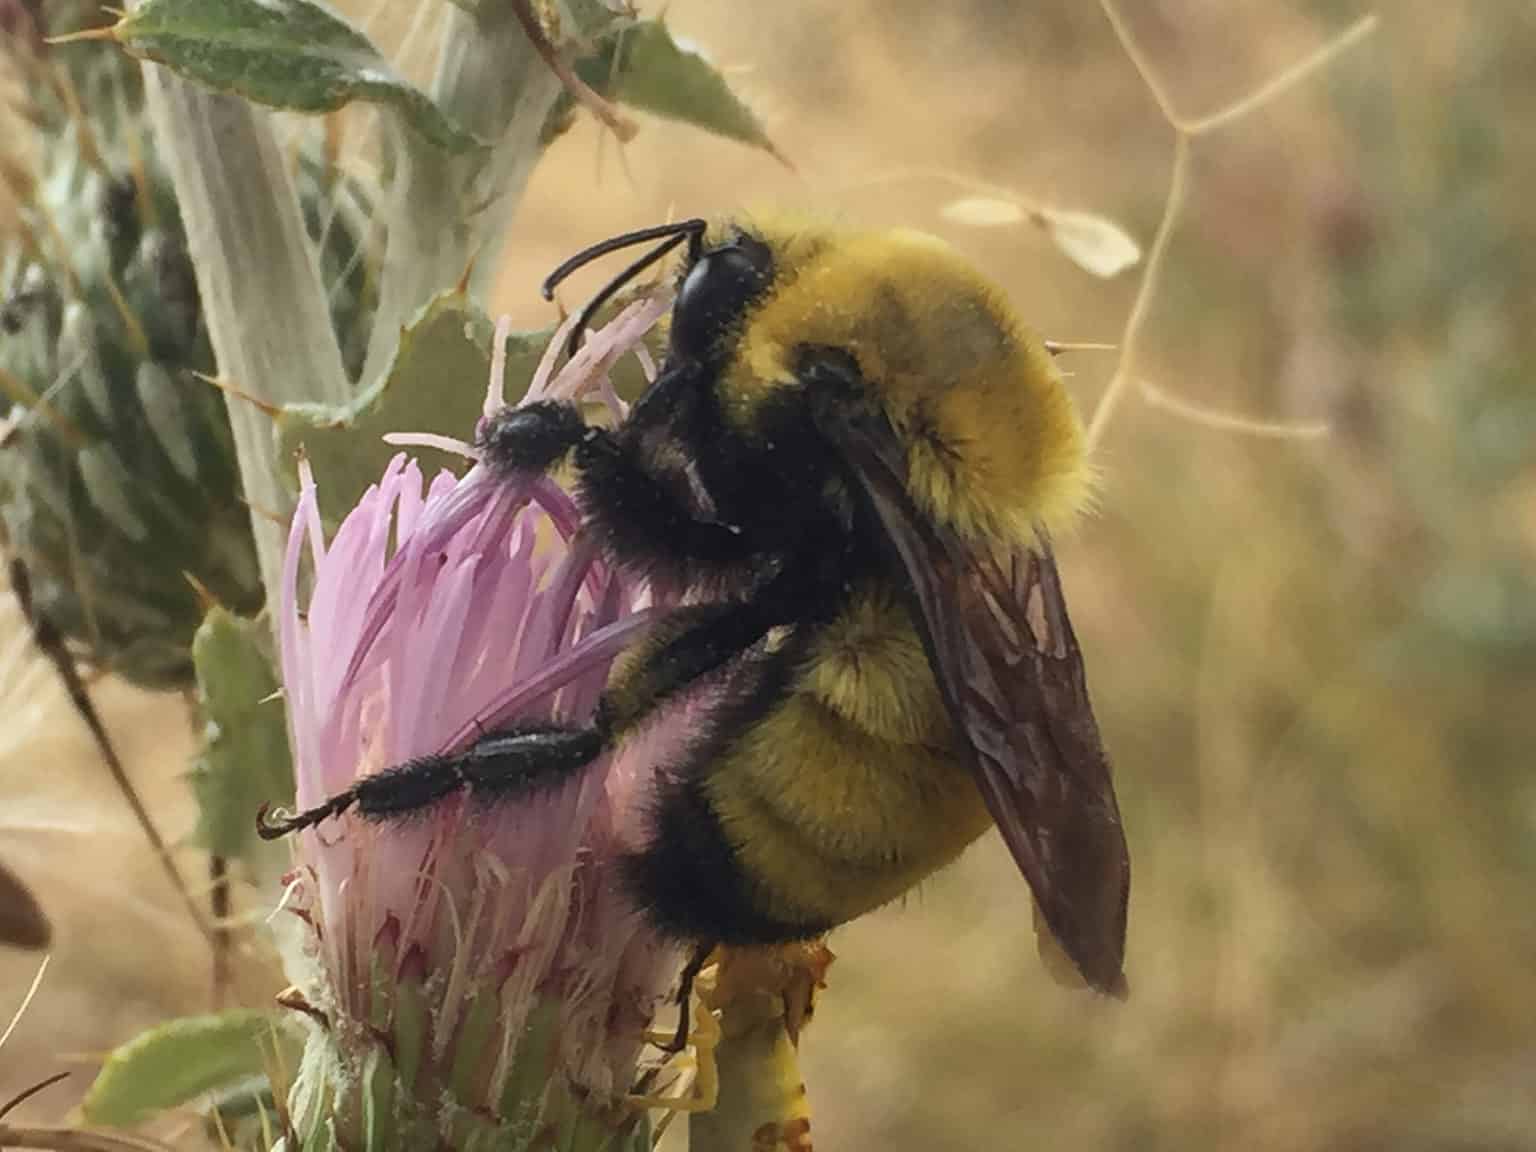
[[272, 299, 690, 1152]]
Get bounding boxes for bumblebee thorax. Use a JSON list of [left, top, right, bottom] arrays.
[[710, 225, 1091, 547]]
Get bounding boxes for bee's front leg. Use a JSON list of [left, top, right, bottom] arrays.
[[476, 400, 591, 475]]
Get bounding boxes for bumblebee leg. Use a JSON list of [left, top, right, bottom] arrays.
[[257, 597, 787, 840], [454, 726, 605, 799], [598, 594, 790, 734], [631, 951, 722, 1115], [480, 379, 762, 580], [257, 726, 603, 839], [256, 789, 360, 838], [655, 941, 714, 1055], [476, 400, 589, 475], [573, 423, 760, 579], [257, 750, 468, 837], [480, 397, 758, 579]]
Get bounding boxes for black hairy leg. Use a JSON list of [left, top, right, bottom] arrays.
[[656, 940, 716, 1054], [257, 592, 793, 839], [571, 425, 761, 584], [599, 584, 802, 734], [477, 392, 761, 584], [477, 400, 589, 475], [257, 724, 605, 837]]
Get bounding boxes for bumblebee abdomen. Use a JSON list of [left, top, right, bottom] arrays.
[[620, 768, 828, 946], [620, 586, 993, 944], [797, 588, 950, 744], [705, 688, 990, 929], [623, 704, 990, 946]]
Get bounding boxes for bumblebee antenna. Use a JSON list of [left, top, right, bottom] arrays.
[[542, 219, 707, 360], [541, 220, 707, 297]]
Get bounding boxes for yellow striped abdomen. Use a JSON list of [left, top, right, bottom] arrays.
[[705, 590, 992, 928]]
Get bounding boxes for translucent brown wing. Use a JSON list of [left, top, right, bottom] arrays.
[[833, 415, 1130, 996]]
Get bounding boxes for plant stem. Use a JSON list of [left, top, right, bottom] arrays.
[[8, 558, 209, 943], [132, 55, 352, 610], [359, 1, 566, 383], [0, 1126, 174, 1151], [690, 945, 829, 1152]]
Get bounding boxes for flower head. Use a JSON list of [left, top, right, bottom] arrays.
[[275, 298, 682, 1149]]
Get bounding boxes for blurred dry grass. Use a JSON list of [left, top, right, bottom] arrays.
[[5, 1, 1536, 1148]]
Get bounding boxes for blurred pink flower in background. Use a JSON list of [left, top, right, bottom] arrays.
[[273, 298, 687, 1148]]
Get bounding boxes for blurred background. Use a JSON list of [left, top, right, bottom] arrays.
[[4, 1, 1536, 1148]]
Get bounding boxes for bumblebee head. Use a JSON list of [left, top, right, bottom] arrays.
[[668, 226, 774, 365], [540, 217, 775, 365], [544, 216, 1090, 549]]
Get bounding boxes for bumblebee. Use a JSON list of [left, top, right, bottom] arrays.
[[262, 216, 1131, 997]]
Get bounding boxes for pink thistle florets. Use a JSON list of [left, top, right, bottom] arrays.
[[275, 297, 682, 1142]]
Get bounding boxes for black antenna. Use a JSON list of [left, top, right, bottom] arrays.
[[542, 219, 707, 361]]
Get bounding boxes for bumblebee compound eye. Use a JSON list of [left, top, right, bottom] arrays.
[[670, 233, 773, 363]]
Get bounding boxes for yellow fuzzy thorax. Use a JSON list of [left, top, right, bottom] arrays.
[[717, 218, 1091, 549]]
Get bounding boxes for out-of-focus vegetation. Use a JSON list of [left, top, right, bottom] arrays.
[[3, 2, 1533, 1149]]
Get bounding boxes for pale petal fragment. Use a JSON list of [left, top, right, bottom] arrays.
[[1036, 207, 1143, 278], [940, 196, 1026, 227]]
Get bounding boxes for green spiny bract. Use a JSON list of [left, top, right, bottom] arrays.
[[0, 0, 374, 688]]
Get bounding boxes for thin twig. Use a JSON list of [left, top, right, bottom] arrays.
[[210, 854, 231, 1008], [1096, 0, 1185, 131], [1087, 2, 1379, 450], [0, 364, 87, 448], [0, 1072, 70, 1123], [1137, 377, 1331, 440], [1043, 341, 1117, 355], [7, 560, 212, 943], [0, 1125, 176, 1151], [0, 955, 50, 1052], [1183, 15, 1381, 138], [507, 0, 639, 142], [181, 685, 235, 1009], [1085, 135, 1188, 451]]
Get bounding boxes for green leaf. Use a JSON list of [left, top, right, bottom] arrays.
[[188, 607, 293, 878], [571, 21, 783, 157], [82, 1011, 277, 1126], [276, 293, 511, 525], [277, 292, 660, 525], [113, 0, 483, 152]]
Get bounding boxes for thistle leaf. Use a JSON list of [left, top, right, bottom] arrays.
[[188, 607, 292, 876], [278, 293, 660, 525], [277, 294, 519, 526], [573, 21, 781, 156], [111, 0, 484, 153], [81, 1010, 277, 1126]]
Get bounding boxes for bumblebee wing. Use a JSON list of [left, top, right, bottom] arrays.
[[830, 413, 1130, 997]]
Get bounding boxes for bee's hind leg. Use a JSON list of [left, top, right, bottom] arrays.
[[257, 789, 361, 838], [649, 942, 715, 1055], [256, 723, 606, 840]]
